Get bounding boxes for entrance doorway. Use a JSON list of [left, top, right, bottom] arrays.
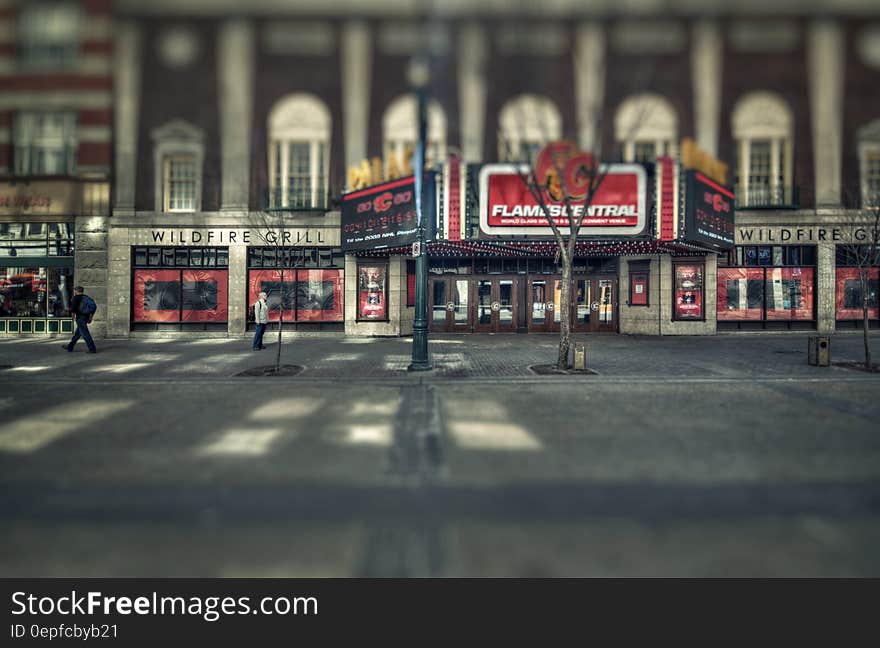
[[528, 276, 617, 332], [430, 277, 471, 332], [527, 277, 560, 332], [473, 277, 518, 332]]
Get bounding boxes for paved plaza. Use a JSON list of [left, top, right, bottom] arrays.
[[1, 332, 879, 576]]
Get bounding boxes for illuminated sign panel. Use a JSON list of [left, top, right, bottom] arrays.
[[478, 163, 648, 237], [684, 170, 735, 249], [340, 174, 436, 252]]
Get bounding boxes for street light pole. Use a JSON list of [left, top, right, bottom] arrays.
[[408, 53, 431, 372]]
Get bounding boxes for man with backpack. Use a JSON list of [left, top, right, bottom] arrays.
[[64, 285, 97, 353]]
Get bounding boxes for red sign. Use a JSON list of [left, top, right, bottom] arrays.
[[478, 163, 647, 237], [630, 272, 649, 306], [674, 264, 703, 320]]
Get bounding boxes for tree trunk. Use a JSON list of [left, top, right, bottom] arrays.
[[276, 268, 284, 373], [863, 271, 872, 371], [557, 257, 572, 370]]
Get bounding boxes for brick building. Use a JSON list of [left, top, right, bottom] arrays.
[[0, 0, 112, 336], [3, 0, 879, 338]]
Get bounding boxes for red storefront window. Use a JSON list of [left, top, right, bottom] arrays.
[[296, 269, 344, 322], [764, 267, 814, 320], [134, 269, 229, 323], [181, 270, 228, 322], [247, 269, 344, 322], [716, 266, 815, 321], [248, 269, 295, 322], [835, 267, 880, 320], [717, 267, 764, 320]]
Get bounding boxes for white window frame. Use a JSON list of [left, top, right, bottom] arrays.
[[732, 92, 793, 206], [163, 154, 197, 213], [151, 119, 204, 213], [382, 95, 447, 170], [498, 94, 562, 162], [615, 93, 678, 163], [17, 1, 81, 69], [268, 94, 331, 210], [13, 112, 77, 176], [857, 119, 880, 208]]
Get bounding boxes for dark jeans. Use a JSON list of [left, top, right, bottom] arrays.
[[68, 316, 96, 352], [253, 323, 267, 349]]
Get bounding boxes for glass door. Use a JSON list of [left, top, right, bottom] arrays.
[[497, 278, 517, 332], [528, 278, 550, 332], [573, 277, 592, 332], [430, 277, 471, 332], [595, 277, 616, 332], [451, 278, 470, 331], [473, 277, 517, 333], [430, 278, 448, 332], [474, 278, 494, 332]]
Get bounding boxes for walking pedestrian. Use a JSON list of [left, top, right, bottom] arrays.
[[64, 286, 97, 353], [252, 291, 269, 351]]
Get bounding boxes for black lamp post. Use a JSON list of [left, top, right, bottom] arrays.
[[408, 53, 432, 371]]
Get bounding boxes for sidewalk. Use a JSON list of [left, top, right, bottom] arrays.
[[2, 332, 879, 381]]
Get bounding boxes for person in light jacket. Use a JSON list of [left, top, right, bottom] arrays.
[[252, 291, 269, 351]]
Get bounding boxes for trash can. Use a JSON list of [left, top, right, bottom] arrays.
[[573, 343, 586, 371], [808, 336, 831, 367]]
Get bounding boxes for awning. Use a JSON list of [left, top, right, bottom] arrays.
[[353, 238, 719, 257]]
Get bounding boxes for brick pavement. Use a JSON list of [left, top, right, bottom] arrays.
[[2, 332, 879, 381]]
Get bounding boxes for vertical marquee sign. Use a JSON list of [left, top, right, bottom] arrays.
[[340, 173, 436, 252], [683, 170, 735, 249]]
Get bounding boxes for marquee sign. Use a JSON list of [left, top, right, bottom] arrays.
[[478, 163, 648, 237], [340, 173, 436, 252], [683, 170, 735, 249]]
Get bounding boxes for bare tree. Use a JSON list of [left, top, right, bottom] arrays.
[[248, 210, 304, 374], [507, 94, 657, 370], [839, 193, 880, 370]]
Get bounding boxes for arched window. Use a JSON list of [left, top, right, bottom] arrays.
[[382, 95, 446, 169], [498, 94, 561, 162], [268, 94, 331, 209], [732, 92, 794, 207], [858, 119, 880, 207], [615, 94, 678, 163]]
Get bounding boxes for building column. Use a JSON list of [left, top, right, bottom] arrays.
[[817, 241, 836, 334], [106, 228, 131, 338], [808, 20, 844, 208], [218, 20, 255, 213], [574, 22, 605, 154], [458, 22, 487, 162], [342, 21, 371, 175], [227, 244, 247, 336], [691, 20, 722, 157], [113, 20, 141, 217]]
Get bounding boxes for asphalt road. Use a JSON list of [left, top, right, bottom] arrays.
[[1, 373, 879, 576]]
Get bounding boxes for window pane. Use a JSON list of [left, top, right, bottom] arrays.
[[13, 111, 76, 176], [633, 142, 656, 163], [748, 140, 772, 205], [288, 142, 311, 208], [866, 153, 880, 206], [19, 3, 80, 68], [296, 269, 343, 321], [0, 266, 50, 317], [166, 156, 196, 211]]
